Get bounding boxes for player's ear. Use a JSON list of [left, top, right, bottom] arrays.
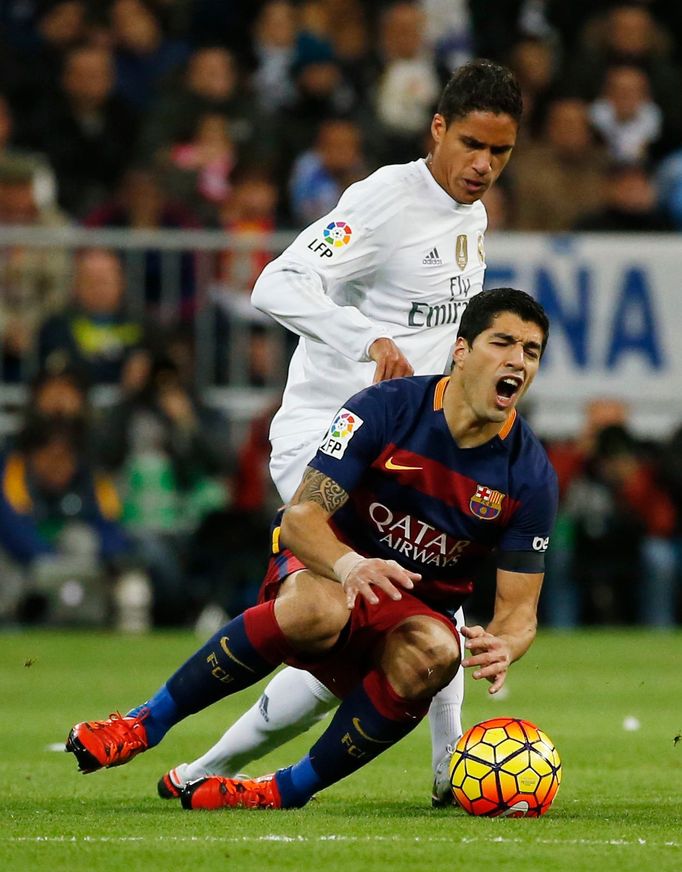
[[452, 336, 468, 367], [431, 113, 446, 144]]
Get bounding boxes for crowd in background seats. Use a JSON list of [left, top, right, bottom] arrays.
[[0, 0, 680, 628]]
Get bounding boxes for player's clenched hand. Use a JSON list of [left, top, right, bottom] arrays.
[[369, 338, 414, 383], [336, 555, 421, 609], [460, 625, 512, 695]]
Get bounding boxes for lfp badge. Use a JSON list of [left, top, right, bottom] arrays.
[[323, 221, 352, 248], [319, 408, 364, 459], [469, 484, 504, 520]]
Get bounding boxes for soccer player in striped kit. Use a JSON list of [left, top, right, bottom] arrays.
[[67, 288, 557, 812]]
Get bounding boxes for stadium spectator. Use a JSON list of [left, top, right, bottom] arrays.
[[110, 0, 190, 111], [0, 415, 133, 625], [0, 93, 57, 205], [469, 0, 554, 61], [288, 118, 368, 226], [37, 248, 150, 384], [543, 397, 631, 628], [420, 0, 474, 75], [21, 44, 139, 218], [373, 2, 441, 164], [98, 351, 231, 624], [163, 112, 237, 222], [562, 423, 677, 626], [326, 1, 376, 112], [562, 2, 682, 153], [271, 33, 362, 206], [248, 0, 298, 116], [0, 156, 71, 382], [507, 35, 559, 139], [136, 46, 259, 163], [588, 65, 664, 163], [508, 98, 608, 230], [216, 165, 280, 294], [84, 166, 199, 318], [3, 1, 90, 114], [573, 161, 673, 232]]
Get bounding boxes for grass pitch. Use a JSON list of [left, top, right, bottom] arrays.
[[2, 628, 681, 872]]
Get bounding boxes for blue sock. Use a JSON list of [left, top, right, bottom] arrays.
[[126, 612, 283, 746], [127, 685, 179, 747], [275, 676, 424, 808], [276, 758, 324, 809]]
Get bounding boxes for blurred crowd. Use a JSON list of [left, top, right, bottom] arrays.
[[0, 0, 680, 629]]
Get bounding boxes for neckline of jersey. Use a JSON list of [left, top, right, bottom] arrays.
[[417, 158, 476, 212], [433, 375, 517, 442]]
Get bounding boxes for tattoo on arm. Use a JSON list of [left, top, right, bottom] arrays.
[[292, 467, 349, 514]]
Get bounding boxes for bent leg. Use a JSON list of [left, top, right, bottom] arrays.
[[276, 614, 461, 808]]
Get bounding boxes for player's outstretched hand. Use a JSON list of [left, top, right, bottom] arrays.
[[369, 338, 414, 383], [460, 625, 512, 695], [342, 557, 421, 609]]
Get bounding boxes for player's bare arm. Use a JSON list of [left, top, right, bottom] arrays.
[[368, 337, 414, 383], [461, 568, 544, 695], [282, 467, 421, 608]]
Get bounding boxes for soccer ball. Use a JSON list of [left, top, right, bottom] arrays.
[[449, 717, 562, 817]]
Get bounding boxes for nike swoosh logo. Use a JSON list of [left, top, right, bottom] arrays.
[[219, 636, 255, 672], [385, 456, 422, 472], [352, 717, 393, 743]]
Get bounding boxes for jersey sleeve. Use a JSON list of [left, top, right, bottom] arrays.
[[496, 470, 559, 563], [251, 171, 406, 362], [306, 384, 389, 495]]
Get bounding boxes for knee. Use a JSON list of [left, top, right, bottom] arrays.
[[382, 620, 460, 700]]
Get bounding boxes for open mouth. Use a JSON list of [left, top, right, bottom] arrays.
[[495, 375, 523, 408]]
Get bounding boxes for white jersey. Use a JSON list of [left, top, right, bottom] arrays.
[[251, 158, 488, 493]]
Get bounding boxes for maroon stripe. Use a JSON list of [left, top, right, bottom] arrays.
[[242, 600, 295, 665], [371, 443, 520, 520]]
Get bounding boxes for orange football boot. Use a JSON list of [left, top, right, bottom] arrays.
[[181, 774, 282, 810], [157, 765, 187, 799], [66, 711, 149, 773]]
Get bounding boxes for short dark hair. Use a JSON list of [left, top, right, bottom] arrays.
[[457, 288, 549, 354], [437, 59, 523, 125]]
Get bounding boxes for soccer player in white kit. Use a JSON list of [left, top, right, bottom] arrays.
[[159, 59, 522, 804]]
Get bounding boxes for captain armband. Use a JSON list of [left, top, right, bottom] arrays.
[[496, 550, 546, 573]]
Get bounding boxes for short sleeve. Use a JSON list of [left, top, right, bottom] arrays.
[[308, 385, 388, 495], [497, 472, 559, 557]]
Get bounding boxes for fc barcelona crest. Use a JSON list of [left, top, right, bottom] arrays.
[[470, 484, 504, 520], [455, 234, 468, 270]]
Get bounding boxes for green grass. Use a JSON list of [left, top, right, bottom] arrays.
[[2, 629, 681, 871]]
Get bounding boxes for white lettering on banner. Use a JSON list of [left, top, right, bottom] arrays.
[[483, 234, 682, 437]]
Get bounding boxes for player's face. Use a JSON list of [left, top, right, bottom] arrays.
[[429, 111, 517, 204], [455, 312, 544, 424]]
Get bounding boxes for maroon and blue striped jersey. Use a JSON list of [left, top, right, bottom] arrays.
[[309, 375, 558, 611]]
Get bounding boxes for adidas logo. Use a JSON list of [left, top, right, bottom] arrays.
[[422, 247, 442, 265]]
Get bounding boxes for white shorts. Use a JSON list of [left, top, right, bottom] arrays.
[[269, 431, 326, 503]]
